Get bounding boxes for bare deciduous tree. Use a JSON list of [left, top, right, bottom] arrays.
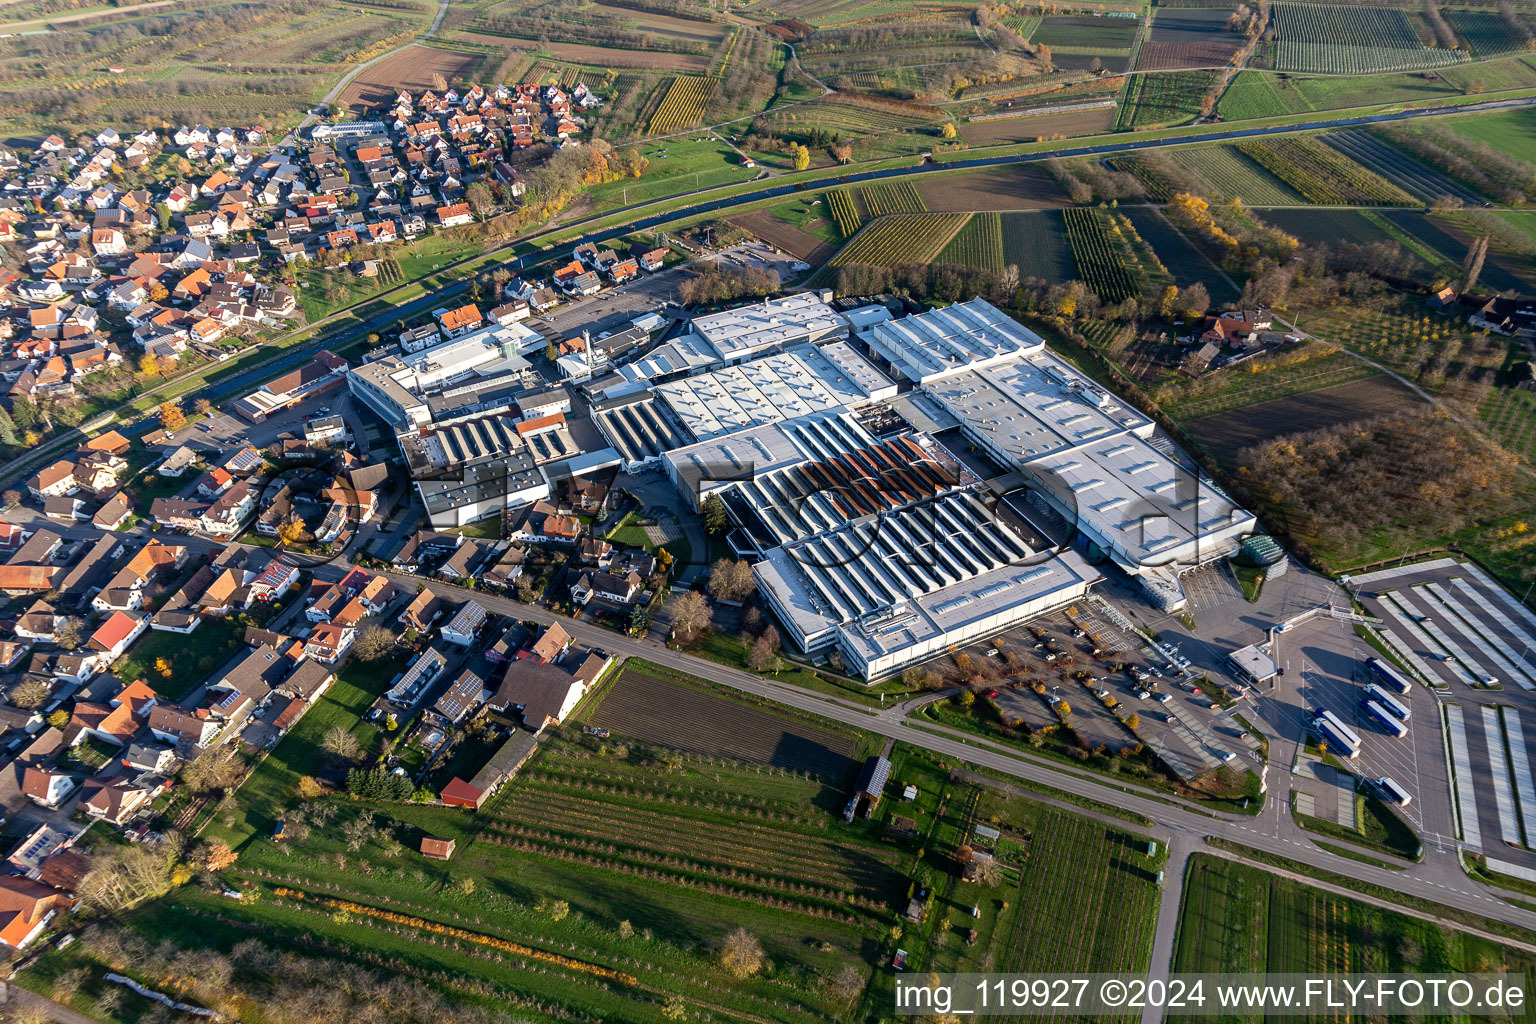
[[322, 726, 364, 764], [720, 926, 765, 978], [708, 558, 755, 603], [667, 590, 711, 642]]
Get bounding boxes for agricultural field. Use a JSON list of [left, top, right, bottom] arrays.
[[1033, 15, 1139, 50], [1320, 130, 1485, 206], [1298, 293, 1512, 396], [1030, 13, 1137, 70], [647, 74, 718, 133], [1269, 3, 1468, 74], [20, 635, 1172, 1024], [0, 0, 437, 137], [860, 181, 926, 217], [1063, 207, 1139, 302], [1160, 348, 1384, 424], [917, 165, 1070, 212], [998, 808, 1162, 993], [939, 211, 1004, 272], [1113, 144, 1302, 205], [1137, 8, 1242, 70], [825, 213, 971, 269], [728, 208, 839, 264], [1178, 144, 1305, 205], [1257, 207, 1404, 249], [1185, 374, 1421, 467], [961, 105, 1118, 144], [1001, 210, 1077, 281], [1480, 385, 1536, 466], [1116, 70, 1218, 129], [337, 44, 486, 113], [1235, 136, 1417, 205], [589, 663, 859, 776], [828, 189, 863, 236], [1385, 210, 1532, 294], [1123, 207, 1242, 303], [1448, 9, 1528, 58], [1174, 855, 1536, 1001], [1441, 104, 1536, 165]]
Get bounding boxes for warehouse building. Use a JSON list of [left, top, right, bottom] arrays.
[[863, 297, 1044, 384], [654, 343, 895, 442], [866, 299, 1257, 607], [691, 292, 848, 365], [754, 489, 1102, 679], [400, 412, 552, 528], [592, 389, 689, 472], [664, 411, 972, 552], [348, 321, 540, 431]]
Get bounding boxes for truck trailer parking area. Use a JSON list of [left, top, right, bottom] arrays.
[[1345, 559, 1536, 874]]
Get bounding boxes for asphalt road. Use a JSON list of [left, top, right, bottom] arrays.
[[372, 567, 1536, 937], [10, 91, 1535, 494]]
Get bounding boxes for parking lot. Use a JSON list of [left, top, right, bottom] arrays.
[[1345, 559, 1536, 871], [1265, 610, 1455, 854], [521, 264, 689, 348], [949, 600, 1260, 782]]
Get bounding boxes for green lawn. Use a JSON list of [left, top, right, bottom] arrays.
[[584, 133, 761, 215], [207, 650, 411, 848], [113, 616, 247, 703], [1442, 104, 1536, 163]]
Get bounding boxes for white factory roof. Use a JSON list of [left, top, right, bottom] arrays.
[[925, 349, 1255, 568], [924, 353, 1154, 462], [655, 344, 892, 442], [754, 490, 1101, 663], [665, 413, 817, 498], [692, 292, 848, 362], [620, 332, 719, 380], [403, 321, 540, 390], [819, 340, 899, 401], [864, 297, 1044, 383]]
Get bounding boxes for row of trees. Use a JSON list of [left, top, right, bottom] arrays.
[[677, 264, 781, 306]]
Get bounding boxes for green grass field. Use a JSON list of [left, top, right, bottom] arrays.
[[1218, 58, 1536, 121], [1118, 70, 1218, 130], [1442, 105, 1536, 164], [112, 616, 247, 703]]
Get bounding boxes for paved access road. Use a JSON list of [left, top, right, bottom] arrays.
[[10, 90, 1536, 492], [370, 567, 1536, 937]]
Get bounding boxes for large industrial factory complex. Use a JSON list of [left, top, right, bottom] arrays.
[[350, 287, 1258, 677]]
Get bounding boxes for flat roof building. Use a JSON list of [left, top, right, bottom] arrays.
[[654, 344, 893, 442], [754, 489, 1101, 680], [863, 297, 1043, 384], [921, 340, 1255, 580], [348, 321, 539, 431], [692, 292, 848, 365]]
